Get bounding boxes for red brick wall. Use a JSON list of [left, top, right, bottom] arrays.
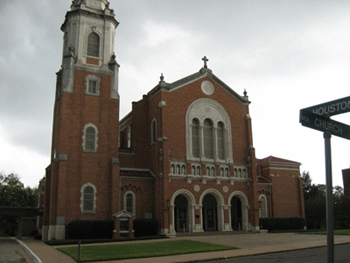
[[120, 178, 155, 219], [270, 169, 304, 218], [48, 68, 120, 227]]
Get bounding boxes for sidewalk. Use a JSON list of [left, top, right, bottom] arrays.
[[22, 233, 350, 263]]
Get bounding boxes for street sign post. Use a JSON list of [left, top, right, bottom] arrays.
[[300, 96, 350, 263]]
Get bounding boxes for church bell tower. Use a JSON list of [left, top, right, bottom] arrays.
[[43, 0, 120, 241]]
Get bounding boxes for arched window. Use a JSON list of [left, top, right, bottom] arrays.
[[192, 118, 200, 157], [176, 165, 181, 174], [151, 119, 157, 143], [82, 124, 98, 152], [197, 166, 201, 176], [259, 195, 268, 218], [181, 165, 186, 175], [80, 183, 97, 213], [127, 126, 131, 148], [225, 168, 229, 177], [83, 187, 94, 211], [217, 122, 225, 160], [185, 98, 233, 163], [124, 191, 135, 216], [211, 167, 216, 177], [203, 119, 214, 159], [87, 32, 100, 57]]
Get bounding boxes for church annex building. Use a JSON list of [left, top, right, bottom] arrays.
[[41, 0, 305, 240]]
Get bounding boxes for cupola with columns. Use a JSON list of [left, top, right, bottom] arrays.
[[59, 0, 119, 97]]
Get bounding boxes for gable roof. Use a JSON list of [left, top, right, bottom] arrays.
[[257, 155, 301, 166], [146, 67, 250, 105]]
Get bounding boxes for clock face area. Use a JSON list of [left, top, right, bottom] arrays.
[[201, 80, 214, 96]]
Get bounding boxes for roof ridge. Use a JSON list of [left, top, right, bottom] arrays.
[[258, 155, 300, 165]]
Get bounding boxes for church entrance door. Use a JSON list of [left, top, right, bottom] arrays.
[[202, 194, 217, 231], [231, 196, 242, 230], [174, 195, 188, 232]]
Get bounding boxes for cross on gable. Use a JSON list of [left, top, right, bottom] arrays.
[[202, 56, 209, 68]]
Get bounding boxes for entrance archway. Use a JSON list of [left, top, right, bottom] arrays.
[[174, 195, 189, 232], [170, 190, 196, 234], [228, 191, 249, 231], [202, 194, 218, 231], [231, 196, 242, 230]]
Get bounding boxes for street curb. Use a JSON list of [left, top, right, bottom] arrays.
[[16, 239, 42, 263], [177, 242, 350, 263], [175, 257, 229, 263]]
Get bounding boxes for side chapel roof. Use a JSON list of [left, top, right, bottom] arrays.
[[257, 155, 301, 166]]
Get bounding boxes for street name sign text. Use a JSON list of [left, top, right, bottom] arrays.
[[299, 110, 350, 140], [302, 95, 350, 117]]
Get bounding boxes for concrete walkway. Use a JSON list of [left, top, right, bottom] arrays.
[[22, 233, 350, 263]]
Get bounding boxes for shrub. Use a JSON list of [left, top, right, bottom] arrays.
[[66, 218, 160, 239], [66, 220, 114, 239], [260, 217, 306, 231], [133, 218, 159, 237]]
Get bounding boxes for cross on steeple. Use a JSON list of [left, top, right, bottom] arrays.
[[202, 56, 209, 68]]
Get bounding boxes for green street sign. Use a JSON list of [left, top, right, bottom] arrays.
[[299, 110, 350, 140], [299, 96, 350, 262], [302, 96, 350, 117]]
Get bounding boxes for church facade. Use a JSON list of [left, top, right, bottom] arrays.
[[42, 0, 305, 240]]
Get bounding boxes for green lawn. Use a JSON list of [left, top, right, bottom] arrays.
[[58, 240, 237, 261], [301, 229, 350, 235]]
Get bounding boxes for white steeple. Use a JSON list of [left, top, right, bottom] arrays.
[[58, 0, 119, 97]]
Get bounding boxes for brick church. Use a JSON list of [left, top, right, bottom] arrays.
[[41, 0, 305, 240]]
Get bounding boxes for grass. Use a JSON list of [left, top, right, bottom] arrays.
[[58, 240, 237, 261], [300, 229, 350, 235]]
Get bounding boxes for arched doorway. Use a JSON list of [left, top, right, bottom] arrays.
[[202, 194, 218, 231], [231, 196, 242, 230], [174, 195, 189, 232], [228, 191, 249, 231]]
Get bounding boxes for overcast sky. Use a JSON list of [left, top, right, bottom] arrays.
[[1, 0, 350, 188]]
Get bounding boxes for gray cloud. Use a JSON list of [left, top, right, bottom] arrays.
[[1, 0, 350, 187]]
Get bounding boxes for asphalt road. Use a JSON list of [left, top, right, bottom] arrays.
[[206, 243, 350, 263], [0, 238, 34, 263]]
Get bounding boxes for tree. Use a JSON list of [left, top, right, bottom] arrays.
[[0, 173, 38, 207], [301, 171, 325, 200], [302, 171, 350, 229], [302, 171, 326, 229]]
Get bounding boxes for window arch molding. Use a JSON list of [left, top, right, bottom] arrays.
[[82, 123, 98, 152], [80, 182, 97, 214], [124, 191, 136, 216], [86, 31, 101, 58], [185, 98, 233, 163]]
